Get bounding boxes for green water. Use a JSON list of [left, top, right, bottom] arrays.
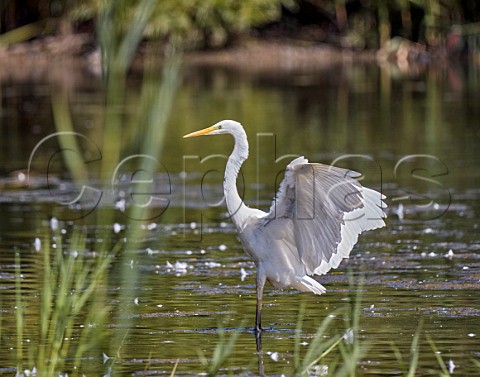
[[0, 59, 479, 375]]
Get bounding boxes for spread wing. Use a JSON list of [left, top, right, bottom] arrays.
[[257, 156, 386, 276]]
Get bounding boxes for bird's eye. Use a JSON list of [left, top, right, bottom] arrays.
[[217, 125, 223, 130]]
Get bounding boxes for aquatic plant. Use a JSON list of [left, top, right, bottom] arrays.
[[427, 335, 452, 377], [10, 0, 181, 374], [390, 319, 462, 377], [293, 275, 366, 376], [197, 324, 243, 376], [14, 230, 115, 375], [406, 320, 422, 377], [294, 308, 343, 375], [472, 358, 480, 371], [96, 1, 182, 364]]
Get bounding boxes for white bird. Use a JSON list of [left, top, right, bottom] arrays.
[[184, 120, 386, 334]]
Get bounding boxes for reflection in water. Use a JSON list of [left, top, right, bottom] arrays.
[[257, 332, 265, 376], [0, 58, 480, 375]]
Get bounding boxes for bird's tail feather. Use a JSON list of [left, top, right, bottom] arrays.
[[294, 275, 326, 295]]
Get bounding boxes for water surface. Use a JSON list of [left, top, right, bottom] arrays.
[[0, 58, 479, 375]]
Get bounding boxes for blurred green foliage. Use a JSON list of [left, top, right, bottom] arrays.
[[0, 0, 479, 49], [70, 0, 294, 48]]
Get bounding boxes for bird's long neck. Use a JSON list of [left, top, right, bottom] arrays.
[[224, 130, 249, 228]]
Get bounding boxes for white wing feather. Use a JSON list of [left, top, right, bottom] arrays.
[[250, 156, 386, 293]]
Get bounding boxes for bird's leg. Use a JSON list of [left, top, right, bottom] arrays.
[[255, 272, 266, 336], [255, 272, 266, 357]]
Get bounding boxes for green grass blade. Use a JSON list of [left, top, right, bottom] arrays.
[[208, 325, 242, 376], [407, 319, 423, 377], [427, 335, 450, 377]]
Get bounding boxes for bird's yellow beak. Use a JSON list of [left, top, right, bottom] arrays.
[[183, 125, 218, 138]]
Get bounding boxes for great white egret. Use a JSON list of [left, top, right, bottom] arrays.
[[184, 120, 386, 334]]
